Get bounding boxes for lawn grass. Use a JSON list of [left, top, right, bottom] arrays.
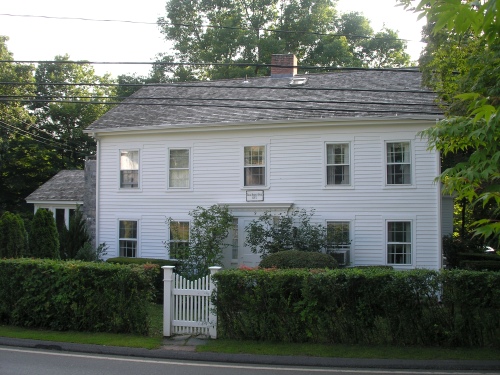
[[197, 339, 500, 361]]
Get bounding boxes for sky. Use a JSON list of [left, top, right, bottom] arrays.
[[0, 0, 426, 78]]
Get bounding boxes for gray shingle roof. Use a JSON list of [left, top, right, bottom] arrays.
[[87, 69, 443, 132], [26, 170, 84, 202]]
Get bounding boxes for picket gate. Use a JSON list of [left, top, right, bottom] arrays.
[[162, 266, 221, 339]]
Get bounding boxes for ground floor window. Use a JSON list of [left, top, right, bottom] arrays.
[[387, 221, 411, 264], [169, 221, 190, 259], [326, 221, 350, 250], [119, 220, 137, 257]]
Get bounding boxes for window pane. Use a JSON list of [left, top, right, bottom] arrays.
[[120, 220, 137, 239], [121, 170, 139, 188], [119, 220, 137, 258], [244, 166, 265, 186], [169, 221, 189, 259], [327, 144, 350, 185], [120, 151, 139, 170], [170, 149, 189, 168], [120, 240, 137, 257], [169, 170, 189, 188], [387, 164, 411, 184], [327, 221, 350, 250], [387, 142, 410, 163], [244, 146, 265, 166], [327, 165, 350, 185], [327, 144, 349, 164]]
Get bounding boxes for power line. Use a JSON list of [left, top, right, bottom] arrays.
[[0, 13, 420, 43]]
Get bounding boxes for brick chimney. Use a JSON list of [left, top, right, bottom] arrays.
[[271, 54, 297, 78]]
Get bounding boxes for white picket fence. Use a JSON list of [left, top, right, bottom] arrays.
[[162, 266, 221, 339]]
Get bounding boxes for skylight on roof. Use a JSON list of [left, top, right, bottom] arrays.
[[289, 77, 308, 86]]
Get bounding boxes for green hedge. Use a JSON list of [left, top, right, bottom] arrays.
[[106, 257, 177, 303], [259, 250, 338, 269], [0, 258, 156, 334], [212, 268, 500, 347]]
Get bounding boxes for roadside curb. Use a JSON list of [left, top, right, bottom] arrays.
[[1, 337, 499, 371]]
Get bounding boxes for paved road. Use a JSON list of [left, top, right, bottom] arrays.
[[1, 345, 499, 375], [0, 337, 499, 373]]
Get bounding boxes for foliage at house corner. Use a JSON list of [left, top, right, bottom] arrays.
[[166, 205, 234, 278], [398, 0, 500, 247]]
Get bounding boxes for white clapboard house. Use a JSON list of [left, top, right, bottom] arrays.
[[80, 54, 451, 269]]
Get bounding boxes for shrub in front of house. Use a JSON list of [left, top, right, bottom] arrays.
[[28, 209, 59, 259], [0, 258, 156, 334], [107, 257, 178, 303], [0, 211, 28, 258], [258, 250, 338, 269], [212, 268, 500, 347]]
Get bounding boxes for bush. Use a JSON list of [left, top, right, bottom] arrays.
[[0, 258, 155, 334], [0, 211, 28, 258], [213, 268, 500, 347], [75, 242, 108, 262], [59, 207, 90, 260], [107, 257, 177, 303], [259, 250, 338, 269], [29, 209, 59, 259]]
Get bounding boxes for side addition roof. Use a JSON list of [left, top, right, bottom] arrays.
[[86, 69, 443, 133], [26, 170, 85, 203]]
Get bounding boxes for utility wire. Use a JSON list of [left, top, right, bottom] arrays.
[[0, 120, 71, 150], [0, 13, 419, 43]]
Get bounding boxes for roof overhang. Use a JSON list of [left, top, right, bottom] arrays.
[[85, 115, 443, 137], [26, 200, 84, 206]]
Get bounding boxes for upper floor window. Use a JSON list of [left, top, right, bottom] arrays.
[[326, 143, 350, 185], [169, 149, 190, 188], [169, 221, 190, 260], [120, 150, 139, 188], [387, 221, 412, 265], [386, 142, 411, 185], [119, 220, 137, 257], [244, 146, 266, 186]]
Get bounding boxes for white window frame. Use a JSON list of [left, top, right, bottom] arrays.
[[119, 149, 140, 189], [386, 220, 413, 266], [243, 145, 268, 188], [385, 141, 412, 186], [118, 219, 139, 258], [168, 148, 191, 189], [168, 220, 190, 260], [326, 142, 351, 187]]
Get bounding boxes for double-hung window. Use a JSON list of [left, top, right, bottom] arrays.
[[169, 221, 190, 259], [326, 143, 350, 185], [244, 146, 266, 186], [120, 150, 139, 188], [387, 221, 412, 265], [169, 149, 190, 188], [326, 221, 351, 251], [386, 142, 411, 185], [119, 220, 138, 257]]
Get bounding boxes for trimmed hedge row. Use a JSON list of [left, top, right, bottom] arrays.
[[259, 250, 338, 269], [0, 258, 156, 334], [106, 257, 177, 303], [212, 268, 500, 347]]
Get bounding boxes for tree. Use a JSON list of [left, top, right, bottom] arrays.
[[32, 55, 116, 170], [0, 211, 28, 258], [29, 209, 60, 259], [245, 209, 327, 257], [166, 205, 234, 278], [399, 0, 500, 247], [156, 0, 410, 80], [58, 207, 90, 260]]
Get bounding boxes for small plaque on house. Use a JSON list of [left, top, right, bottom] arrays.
[[246, 190, 264, 202]]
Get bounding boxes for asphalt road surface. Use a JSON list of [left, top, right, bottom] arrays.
[[1, 346, 498, 375]]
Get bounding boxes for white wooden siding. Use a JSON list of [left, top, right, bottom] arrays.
[[96, 120, 445, 269]]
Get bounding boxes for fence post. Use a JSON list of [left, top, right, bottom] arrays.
[[208, 266, 222, 339], [162, 265, 175, 337]]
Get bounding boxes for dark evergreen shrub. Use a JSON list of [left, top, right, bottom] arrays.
[[0, 211, 28, 258], [59, 207, 90, 259], [29, 209, 60, 259], [259, 250, 338, 269]]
